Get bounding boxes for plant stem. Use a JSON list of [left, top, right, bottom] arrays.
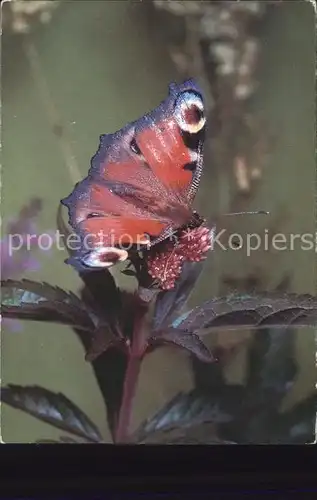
[[114, 305, 148, 443], [114, 352, 142, 443]]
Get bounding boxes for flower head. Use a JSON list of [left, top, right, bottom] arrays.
[[146, 226, 214, 290]]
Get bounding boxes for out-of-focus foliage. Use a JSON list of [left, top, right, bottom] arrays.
[[3, 0, 60, 34], [1, 199, 53, 332], [152, 0, 272, 195]]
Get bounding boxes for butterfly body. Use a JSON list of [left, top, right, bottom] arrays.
[[61, 79, 207, 270]]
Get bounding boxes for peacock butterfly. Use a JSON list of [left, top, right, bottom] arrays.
[[61, 79, 208, 272]]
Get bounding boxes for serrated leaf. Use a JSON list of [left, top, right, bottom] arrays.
[[2, 279, 90, 314], [134, 389, 236, 444], [179, 292, 317, 332], [2, 279, 72, 303], [153, 261, 203, 330], [148, 328, 215, 362], [1, 279, 95, 331], [1, 302, 96, 331], [1, 385, 103, 443]]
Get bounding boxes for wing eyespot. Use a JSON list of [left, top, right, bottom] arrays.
[[174, 90, 206, 134], [82, 247, 128, 268]]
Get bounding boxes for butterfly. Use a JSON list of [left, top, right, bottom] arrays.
[[61, 79, 207, 271]]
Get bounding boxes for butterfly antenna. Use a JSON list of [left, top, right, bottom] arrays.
[[223, 210, 269, 217]]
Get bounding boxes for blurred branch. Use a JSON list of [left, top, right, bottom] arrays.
[[183, 15, 214, 111], [22, 37, 82, 185]]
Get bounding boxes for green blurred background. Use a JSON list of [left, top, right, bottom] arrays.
[[2, 0, 316, 442]]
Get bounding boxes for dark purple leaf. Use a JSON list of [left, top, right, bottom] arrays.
[[148, 328, 215, 362], [1, 304, 91, 330], [133, 389, 236, 444], [2, 278, 81, 304], [189, 278, 311, 443], [153, 261, 203, 330], [1, 279, 95, 331], [135, 390, 234, 435], [1, 279, 123, 369], [179, 292, 317, 332], [1, 385, 103, 443], [88, 348, 128, 441]]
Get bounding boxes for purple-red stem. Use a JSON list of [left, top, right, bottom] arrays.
[[114, 352, 142, 443], [114, 304, 148, 443]]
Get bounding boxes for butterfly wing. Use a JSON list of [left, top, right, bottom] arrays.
[[91, 79, 206, 203], [61, 79, 206, 269], [61, 177, 168, 269], [132, 79, 206, 203]]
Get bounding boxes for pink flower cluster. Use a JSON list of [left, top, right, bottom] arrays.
[[147, 226, 213, 290]]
